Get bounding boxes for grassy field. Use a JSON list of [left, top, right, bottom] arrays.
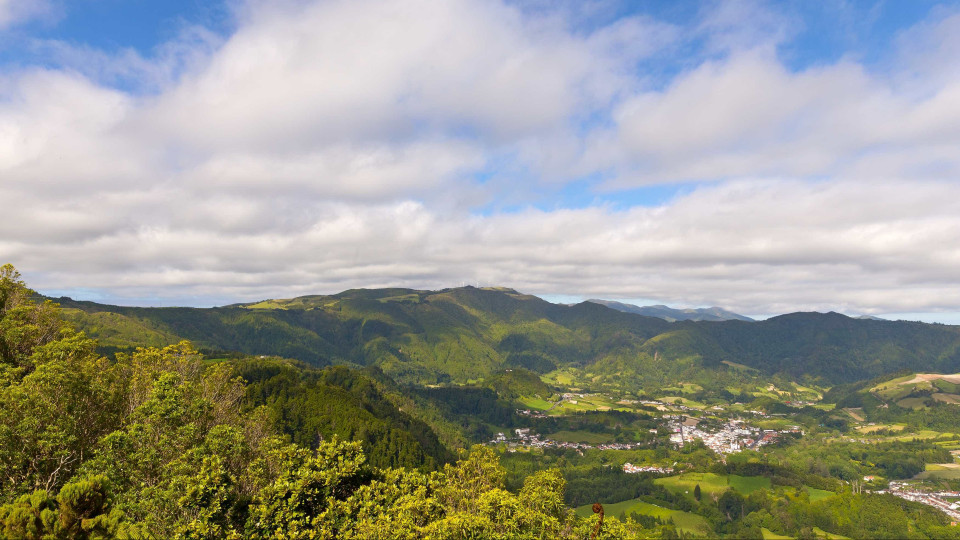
[[915, 463, 960, 480], [519, 392, 640, 416], [933, 393, 960, 404], [245, 300, 288, 309], [541, 368, 577, 386], [806, 486, 836, 502], [551, 393, 634, 414], [855, 423, 906, 433], [730, 475, 773, 494], [935, 439, 960, 450], [518, 396, 554, 410], [721, 360, 759, 372], [661, 382, 703, 394], [655, 473, 770, 497], [842, 408, 865, 422], [924, 463, 960, 471], [813, 527, 851, 539], [871, 373, 960, 401], [897, 397, 931, 410], [574, 499, 711, 535], [893, 430, 960, 441], [658, 396, 708, 409], [761, 528, 792, 539], [754, 418, 800, 430]]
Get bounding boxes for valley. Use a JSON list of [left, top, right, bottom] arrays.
[[487, 370, 960, 537]]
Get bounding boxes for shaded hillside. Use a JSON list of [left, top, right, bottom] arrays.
[[236, 358, 452, 470], [56, 287, 960, 385], [697, 313, 960, 383]]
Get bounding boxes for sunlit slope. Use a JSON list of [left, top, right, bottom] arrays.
[[56, 287, 960, 385]]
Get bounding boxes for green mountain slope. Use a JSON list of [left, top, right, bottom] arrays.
[[236, 358, 453, 470], [696, 312, 960, 382], [56, 287, 960, 386]]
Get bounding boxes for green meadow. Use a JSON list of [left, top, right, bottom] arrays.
[[575, 499, 711, 535], [655, 473, 771, 497]]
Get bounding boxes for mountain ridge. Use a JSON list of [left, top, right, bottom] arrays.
[[586, 299, 755, 322], [50, 285, 960, 386]]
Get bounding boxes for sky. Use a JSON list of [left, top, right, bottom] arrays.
[[2, 0, 960, 321]]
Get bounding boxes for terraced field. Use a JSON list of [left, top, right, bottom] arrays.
[[870, 373, 960, 406]]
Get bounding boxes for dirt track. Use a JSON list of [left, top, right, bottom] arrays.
[[900, 373, 960, 385]]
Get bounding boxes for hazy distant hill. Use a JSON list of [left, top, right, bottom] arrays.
[[586, 299, 754, 322], [54, 286, 960, 386]]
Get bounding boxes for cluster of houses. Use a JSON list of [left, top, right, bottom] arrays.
[[885, 482, 960, 521], [666, 417, 801, 455], [489, 428, 644, 452], [622, 463, 674, 474], [488, 412, 807, 456], [516, 408, 548, 419], [784, 400, 815, 408]]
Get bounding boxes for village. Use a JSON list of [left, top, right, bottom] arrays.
[[665, 416, 802, 455], [490, 412, 802, 457], [490, 428, 646, 452], [885, 482, 960, 522]]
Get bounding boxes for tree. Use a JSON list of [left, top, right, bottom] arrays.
[[718, 489, 744, 522], [245, 438, 367, 539], [0, 264, 66, 375], [0, 324, 122, 499], [0, 475, 141, 539], [694, 483, 702, 501]]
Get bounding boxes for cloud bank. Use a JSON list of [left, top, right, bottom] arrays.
[[2, 0, 960, 316]]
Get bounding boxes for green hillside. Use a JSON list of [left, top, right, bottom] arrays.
[[56, 286, 960, 387]]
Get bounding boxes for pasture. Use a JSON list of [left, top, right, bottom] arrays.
[[575, 499, 711, 536]]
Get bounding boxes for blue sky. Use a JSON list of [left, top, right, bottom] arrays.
[[2, 0, 960, 321], [4, 0, 232, 54]]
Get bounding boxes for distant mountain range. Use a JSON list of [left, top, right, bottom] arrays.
[[586, 299, 754, 322], [52, 286, 960, 386]]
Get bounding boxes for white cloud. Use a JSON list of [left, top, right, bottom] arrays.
[[2, 0, 960, 317], [597, 42, 960, 186], [0, 0, 52, 29], [144, 0, 670, 152], [13, 177, 960, 314]]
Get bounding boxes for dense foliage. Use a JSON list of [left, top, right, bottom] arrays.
[[238, 359, 452, 470]]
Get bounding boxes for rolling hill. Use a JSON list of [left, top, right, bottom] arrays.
[[53, 286, 960, 386]]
